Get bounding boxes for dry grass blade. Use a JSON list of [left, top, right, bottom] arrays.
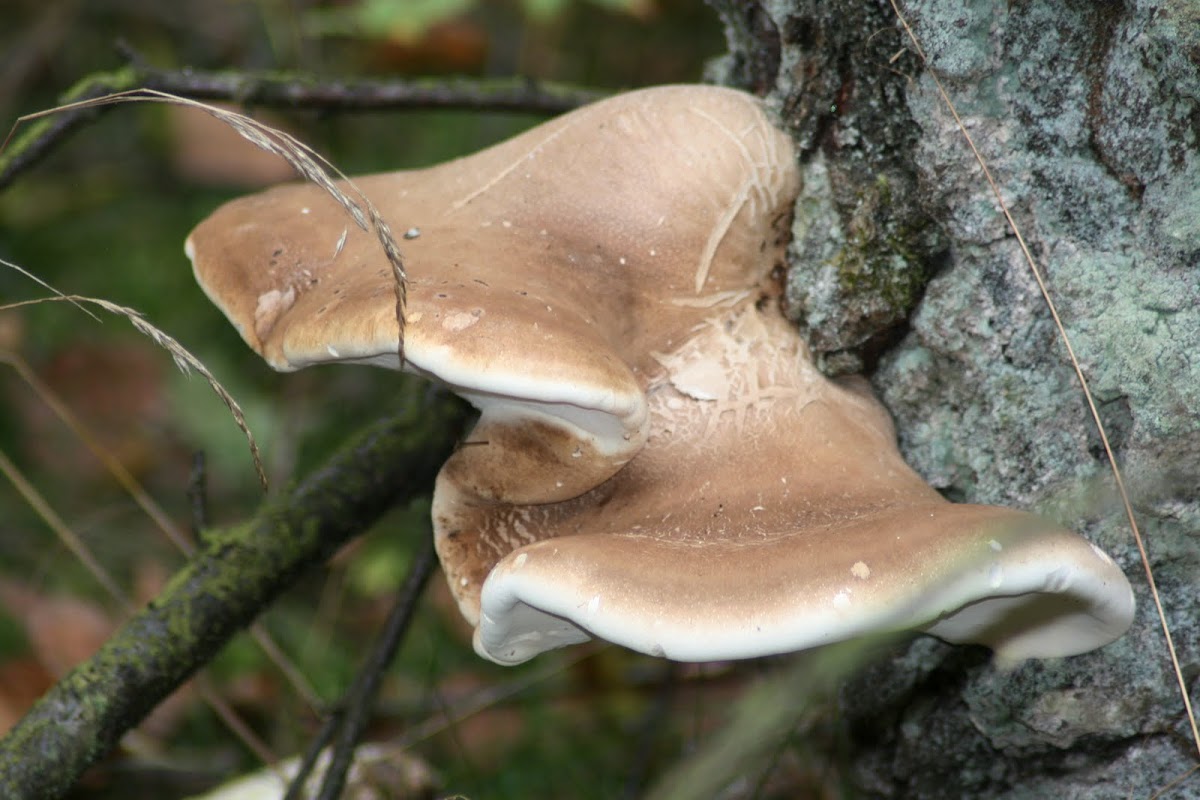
[[0, 254, 98, 322], [2, 88, 408, 363], [398, 649, 598, 750], [0, 447, 128, 608], [0, 449, 281, 769], [888, 0, 1200, 763], [0, 86, 411, 748], [192, 674, 281, 771], [0, 350, 192, 552], [1149, 764, 1200, 800], [0, 349, 323, 710], [0, 290, 267, 490]]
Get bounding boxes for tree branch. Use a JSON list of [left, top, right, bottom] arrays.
[[0, 393, 472, 800], [288, 536, 439, 800], [0, 62, 608, 190]]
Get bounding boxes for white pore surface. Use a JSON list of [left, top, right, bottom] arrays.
[[472, 532, 1136, 665]]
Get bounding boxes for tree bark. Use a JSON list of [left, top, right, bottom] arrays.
[[715, 1, 1200, 796]]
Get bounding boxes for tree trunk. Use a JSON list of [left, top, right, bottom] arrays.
[[712, 0, 1200, 796]]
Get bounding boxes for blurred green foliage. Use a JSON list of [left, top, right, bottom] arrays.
[[304, 0, 652, 39], [306, 0, 477, 41]]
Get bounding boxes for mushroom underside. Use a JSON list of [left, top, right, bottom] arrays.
[[472, 499, 1134, 665]]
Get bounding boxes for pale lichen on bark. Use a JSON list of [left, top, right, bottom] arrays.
[[714, 0, 1200, 797]]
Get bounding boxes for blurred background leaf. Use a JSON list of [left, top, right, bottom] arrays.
[[304, 0, 477, 43]]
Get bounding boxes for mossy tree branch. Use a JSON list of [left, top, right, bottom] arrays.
[[0, 61, 607, 190], [0, 394, 472, 800]]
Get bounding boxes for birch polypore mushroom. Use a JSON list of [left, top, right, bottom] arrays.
[[186, 85, 1135, 666]]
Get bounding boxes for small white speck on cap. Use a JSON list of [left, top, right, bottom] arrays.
[[326, 345, 340, 358], [300, 207, 310, 215], [403, 227, 421, 239], [513, 553, 528, 569], [460, 577, 469, 587], [988, 564, 1003, 589], [989, 539, 1003, 552], [851, 561, 871, 580], [1045, 567, 1072, 592]]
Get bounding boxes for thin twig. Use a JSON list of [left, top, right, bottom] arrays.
[[282, 537, 438, 800], [889, 0, 1200, 762], [280, 711, 342, 800], [1, 290, 267, 490], [0, 349, 326, 710], [318, 539, 437, 800], [0, 346, 328, 734], [0, 350, 192, 552], [0, 64, 606, 191], [193, 675, 281, 769], [1149, 764, 1200, 800], [0, 398, 472, 800], [0, 448, 129, 609], [0, 443, 285, 767], [396, 648, 598, 749], [188, 451, 210, 540]]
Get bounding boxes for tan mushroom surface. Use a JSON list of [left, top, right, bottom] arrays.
[[186, 84, 1135, 666]]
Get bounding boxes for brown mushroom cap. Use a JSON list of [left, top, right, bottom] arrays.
[[185, 84, 1135, 666], [470, 307, 1134, 663], [187, 84, 797, 514]]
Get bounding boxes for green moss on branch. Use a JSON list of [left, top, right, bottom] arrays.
[[0, 394, 471, 800]]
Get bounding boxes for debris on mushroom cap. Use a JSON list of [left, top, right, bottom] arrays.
[[185, 84, 1135, 667]]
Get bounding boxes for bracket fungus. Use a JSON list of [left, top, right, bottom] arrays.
[[186, 85, 1134, 666]]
